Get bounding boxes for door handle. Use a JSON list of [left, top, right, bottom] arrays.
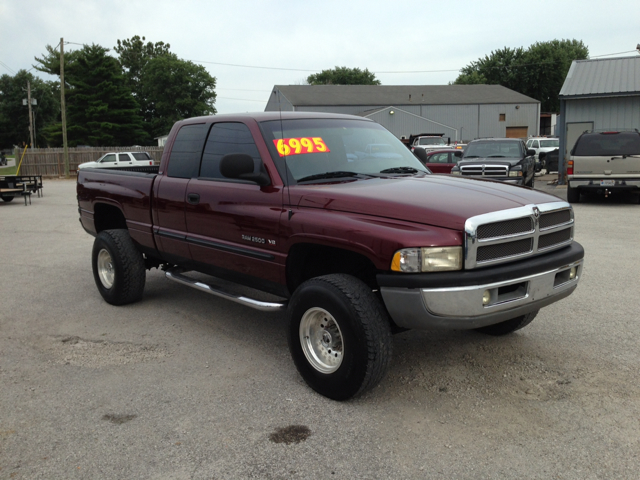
[[187, 193, 200, 205]]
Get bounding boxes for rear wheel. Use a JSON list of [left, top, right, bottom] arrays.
[[567, 185, 580, 203], [475, 310, 538, 336], [91, 229, 146, 306], [1, 195, 14, 202], [287, 274, 393, 400]]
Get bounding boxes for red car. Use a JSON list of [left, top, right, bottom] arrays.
[[416, 149, 462, 174]]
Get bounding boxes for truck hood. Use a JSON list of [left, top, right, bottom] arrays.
[[291, 175, 559, 231]]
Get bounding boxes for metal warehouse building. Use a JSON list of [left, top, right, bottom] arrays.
[[265, 84, 540, 142], [557, 56, 640, 178]]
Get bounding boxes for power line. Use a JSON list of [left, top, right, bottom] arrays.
[[0, 60, 17, 75], [217, 96, 266, 103]]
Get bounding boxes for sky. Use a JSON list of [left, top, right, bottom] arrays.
[[1, 0, 639, 114]]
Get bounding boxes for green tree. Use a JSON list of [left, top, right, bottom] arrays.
[[453, 40, 588, 111], [0, 70, 59, 149], [307, 66, 381, 85], [113, 35, 170, 103], [140, 54, 217, 138], [33, 43, 82, 77], [64, 44, 146, 146]]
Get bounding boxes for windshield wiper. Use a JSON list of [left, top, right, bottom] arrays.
[[463, 155, 479, 158], [487, 155, 507, 158], [379, 166, 419, 174], [297, 171, 365, 183]]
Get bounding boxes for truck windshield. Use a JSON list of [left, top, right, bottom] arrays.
[[418, 137, 445, 146], [463, 141, 522, 159], [260, 118, 428, 184], [540, 139, 559, 148]]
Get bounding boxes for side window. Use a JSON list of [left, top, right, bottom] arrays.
[[167, 124, 208, 179], [532, 140, 539, 148], [452, 151, 462, 163], [526, 140, 533, 148], [101, 154, 116, 163], [200, 122, 261, 179], [434, 153, 449, 163], [117, 153, 129, 162]]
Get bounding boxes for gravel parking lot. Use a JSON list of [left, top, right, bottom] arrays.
[[1, 178, 639, 479]]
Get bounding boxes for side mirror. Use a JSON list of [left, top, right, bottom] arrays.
[[220, 153, 270, 186], [526, 149, 536, 156]]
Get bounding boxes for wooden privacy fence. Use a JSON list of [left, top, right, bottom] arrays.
[[14, 146, 165, 176]]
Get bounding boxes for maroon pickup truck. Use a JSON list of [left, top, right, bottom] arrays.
[[77, 112, 584, 400]]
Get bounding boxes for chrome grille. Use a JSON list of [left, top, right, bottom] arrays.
[[540, 210, 572, 230], [464, 202, 574, 269], [538, 228, 572, 250], [460, 164, 509, 177], [477, 238, 533, 262], [477, 217, 533, 239]]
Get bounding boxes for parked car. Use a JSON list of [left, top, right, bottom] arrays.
[[417, 149, 462, 174], [451, 138, 540, 187], [526, 137, 559, 169], [567, 130, 640, 203], [77, 152, 155, 170]]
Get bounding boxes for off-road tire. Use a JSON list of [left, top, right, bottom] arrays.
[[475, 310, 539, 336], [287, 274, 393, 401], [567, 185, 580, 203], [91, 229, 146, 306]]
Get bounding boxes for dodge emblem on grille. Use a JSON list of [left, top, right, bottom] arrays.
[[533, 206, 540, 218]]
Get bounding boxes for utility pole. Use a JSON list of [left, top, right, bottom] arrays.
[[60, 37, 69, 178], [27, 81, 35, 148]]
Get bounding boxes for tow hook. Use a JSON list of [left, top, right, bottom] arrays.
[[605, 188, 609, 198]]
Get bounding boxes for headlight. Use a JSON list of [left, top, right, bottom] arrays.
[[508, 167, 523, 177], [451, 170, 461, 176], [391, 246, 463, 272]]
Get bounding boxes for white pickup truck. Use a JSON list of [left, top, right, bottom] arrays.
[[78, 152, 155, 170]]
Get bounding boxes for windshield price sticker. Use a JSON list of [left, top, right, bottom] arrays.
[[273, 137, 331, 157]]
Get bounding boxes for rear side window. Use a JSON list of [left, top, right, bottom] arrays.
[[200, 123, 261, 179], [167, 124, 208, 178], [573, 133, 640, 156], [132, 152, 151, 160]]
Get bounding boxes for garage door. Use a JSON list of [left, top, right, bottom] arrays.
[[506, 127, 528, 138]]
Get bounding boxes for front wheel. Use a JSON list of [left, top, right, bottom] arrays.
[[91, 229, 146, 306], [475, 310, 538, 336], [1, 195, 14, 203], [287, 274, 393, 400]]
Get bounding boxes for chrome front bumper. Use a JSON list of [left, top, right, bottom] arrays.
[[380, 259, 583, 330]]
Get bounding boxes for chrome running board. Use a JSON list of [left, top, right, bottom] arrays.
[[165, 269, 287, 312]]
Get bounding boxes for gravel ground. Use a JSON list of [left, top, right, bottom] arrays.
[[1, 178, 638, 479]]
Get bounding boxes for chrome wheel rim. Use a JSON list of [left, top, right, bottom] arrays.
[[97, 249, 115, 289], [299, 307, 344, 373]]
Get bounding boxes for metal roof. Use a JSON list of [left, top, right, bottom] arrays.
[[559, 56, 640, 98], [273, 84, 539, 106]]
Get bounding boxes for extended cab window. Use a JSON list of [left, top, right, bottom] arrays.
[[200, 123, 261, 179], [167, 124, 208, 179], [132, 152, 151, 160]]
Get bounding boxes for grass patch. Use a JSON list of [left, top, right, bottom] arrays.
[[0, 165, 18, 175]]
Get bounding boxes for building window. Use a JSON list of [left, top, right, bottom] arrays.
[[499, 114, 506, 122]]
